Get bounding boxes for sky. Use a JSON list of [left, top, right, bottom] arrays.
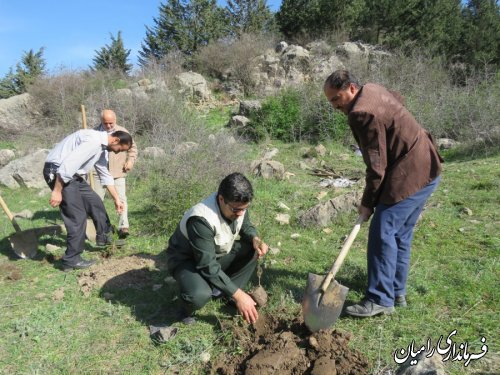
[[0, 0, 282, 77]]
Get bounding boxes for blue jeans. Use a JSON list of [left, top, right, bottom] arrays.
[[366, 176, 441, 306]]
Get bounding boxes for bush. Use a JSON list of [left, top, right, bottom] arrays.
[[247, 85, 350, 143], [194, 32, 277, 95]]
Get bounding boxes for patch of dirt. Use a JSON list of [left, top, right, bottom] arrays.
[[208, 314, 369, 375], [0, 263, 22, 281], [77, 254, 164, 296]]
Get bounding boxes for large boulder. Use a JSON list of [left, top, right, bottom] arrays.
[[176, 71, 211, 102], [0, 93, 37, 131], [0, 149, 49, 189], [298, 191, 362, 227], [0, 149, 16, 167]]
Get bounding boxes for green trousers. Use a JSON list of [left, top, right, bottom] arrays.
[[172, 241, 257, 311]]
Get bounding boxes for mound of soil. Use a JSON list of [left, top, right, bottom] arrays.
[[209, 313, 369, 375]]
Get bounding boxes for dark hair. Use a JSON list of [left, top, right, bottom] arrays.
[[217, 173, 253, 203], [324, 70, 361, 90], [111, 131, 133, 147]]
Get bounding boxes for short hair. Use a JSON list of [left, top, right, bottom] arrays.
[[111, 131, 133, 147], [217, 173, 253, 203], [324, 70, 361, 90]]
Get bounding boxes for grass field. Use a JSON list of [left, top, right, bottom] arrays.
[[0, 140, 498, 374]]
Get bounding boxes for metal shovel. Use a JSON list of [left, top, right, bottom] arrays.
[[0, 195, 61, 259], [302, 216, 363, 332]]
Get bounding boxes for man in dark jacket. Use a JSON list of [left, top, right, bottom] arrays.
[[324, 70, 443, 317]]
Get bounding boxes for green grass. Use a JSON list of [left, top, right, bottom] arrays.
[[0, 141, 498, 374]]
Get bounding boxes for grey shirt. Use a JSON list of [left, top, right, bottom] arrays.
[[46, 129, 114, 186]]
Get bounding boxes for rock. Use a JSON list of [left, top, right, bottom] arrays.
[[239, 100, 262, 116], [298, 191, 362, 227], [315, 144, 327, 157], [277, 202, 290, 211], [396, 352, 446, 375], [251, 160, 285, 180], [13, 209, 33, 219], [45, 244, 61, 252], [0, 93, 37, 131], [436, 138, 459, 150], [229, 115, 251, 128], [262, 147, 279, 160], [142, 147, 165, 159], [0, 149, 15, 167], [0, 149, 49, 189], [460, 207, 472, 216], [275, 213, 290, 225], [172, 142, 199, 155], [291, 233, 301, 239], [176, 71, 211, 102]]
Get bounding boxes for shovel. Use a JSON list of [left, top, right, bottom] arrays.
[[302, 215, 363, 332], [0, 195, 61, 259]]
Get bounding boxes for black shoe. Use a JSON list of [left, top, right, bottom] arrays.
[[61, 259, 96, 272], [96, 232, 113, 247], [118, 228, 129, 239], [395, 295, 407, 307], [175, 306, 196, 325], [345, 298, 395, 317]]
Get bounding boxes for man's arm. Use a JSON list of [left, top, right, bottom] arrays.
[[349, 111, 388, 209], [49, 175, 65, 207]]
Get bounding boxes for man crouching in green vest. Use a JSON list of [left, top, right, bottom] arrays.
[[166, 172, 269, 324]]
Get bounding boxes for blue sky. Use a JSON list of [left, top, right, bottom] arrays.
[[0, 0, 282, 77]]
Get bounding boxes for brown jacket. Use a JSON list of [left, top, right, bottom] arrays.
[[95, 124, 138, 179], [348, 83, 443, 208]]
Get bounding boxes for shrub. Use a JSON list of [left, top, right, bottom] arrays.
[[194, 32, 277, 95], [247, 84, 350, 143]]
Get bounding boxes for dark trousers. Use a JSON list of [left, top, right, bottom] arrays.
[[366, 176, 441, 306], [172, 241, 257, 311], [43, 163, 111, 265]]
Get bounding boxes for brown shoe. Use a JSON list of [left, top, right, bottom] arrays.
[[118, 228, 129, 239]]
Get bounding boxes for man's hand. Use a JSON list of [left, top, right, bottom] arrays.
[[358, 204, 374, 222], [49, 190, 62, 207], [114, 199, 124, 214], [252, 237, 268, 259], [123, 160, 133, 172], [233, 289, 259, 324]]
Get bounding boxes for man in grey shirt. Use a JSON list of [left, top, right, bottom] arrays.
[[43, 129, 133, 271]]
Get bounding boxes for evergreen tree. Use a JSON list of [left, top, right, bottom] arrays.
[[0, 47, 46, 98], [0, 68, 19, 99], [226, 0, 275, 35], [461, 0, 500, 67], [276, 0, 363, 40], [92, 31, 132, 74], [139, 0, 228, 67]]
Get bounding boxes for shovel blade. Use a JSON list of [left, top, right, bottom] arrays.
[[302, 272, 349, 333], [9, 230, 39, 259]]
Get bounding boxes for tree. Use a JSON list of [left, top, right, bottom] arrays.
[[139, 0, 228, 67], [92, 31, 132, 74], [226, 0, 275, 35], [0, 47, 46, 98], [276, 0, 364, 40], [461, 0, 500, 67], [0, 68, 19, 99]]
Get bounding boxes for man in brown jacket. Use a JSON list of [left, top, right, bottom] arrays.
[[324, 70, 443, 317], [94, 109, 138, 238]]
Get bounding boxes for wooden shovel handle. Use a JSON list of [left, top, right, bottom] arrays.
[[81, 105, 95, 189], [0, 195, 22, 232], [320, 216, 364, 293]]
